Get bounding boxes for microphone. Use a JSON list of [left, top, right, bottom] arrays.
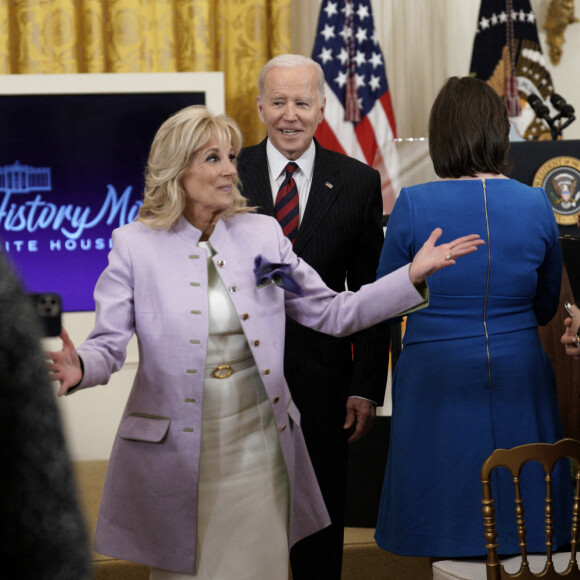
[[526, 93, 575, 139], [527, 94, 551, 120], [550, 93, 575, 117]]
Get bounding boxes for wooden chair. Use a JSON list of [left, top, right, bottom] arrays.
[[432, 438, 580, 580]]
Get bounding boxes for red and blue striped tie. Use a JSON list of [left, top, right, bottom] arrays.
[[274, 162, 299, 244]]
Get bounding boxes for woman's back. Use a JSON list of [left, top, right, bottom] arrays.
[[379, 178, 562, 342], [375, 176, 570, 558]]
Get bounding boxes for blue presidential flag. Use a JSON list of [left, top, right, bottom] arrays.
[[470, 0, 556, 140]]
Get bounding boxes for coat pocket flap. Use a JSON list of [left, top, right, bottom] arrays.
[[118, 414, 171, 443], [287, 400, 301, 425]]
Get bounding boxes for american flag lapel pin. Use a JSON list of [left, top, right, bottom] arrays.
[[325, 182, 333, 189]]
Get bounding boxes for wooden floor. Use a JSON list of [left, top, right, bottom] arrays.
[[92, 529, 431, 580], [74, 460, 431, 580]]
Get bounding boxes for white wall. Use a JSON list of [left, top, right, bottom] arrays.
[[44, 315, 138, 461], [51, 0, 580, 461]]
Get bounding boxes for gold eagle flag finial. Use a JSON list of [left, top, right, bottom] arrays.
[[544, 0, 579, 65]]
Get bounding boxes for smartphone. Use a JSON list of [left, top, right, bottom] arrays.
[[30, 293, 62, 337]]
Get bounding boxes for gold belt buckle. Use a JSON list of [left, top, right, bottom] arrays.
[[212, 364, 233, 379]]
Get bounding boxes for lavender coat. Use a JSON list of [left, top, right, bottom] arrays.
[[75, 213, 425, 575]]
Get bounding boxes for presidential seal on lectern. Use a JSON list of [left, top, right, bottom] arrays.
[[533, 156, 580, 225]]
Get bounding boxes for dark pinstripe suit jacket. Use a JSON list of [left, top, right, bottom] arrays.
[[238, 138, 391, 442]]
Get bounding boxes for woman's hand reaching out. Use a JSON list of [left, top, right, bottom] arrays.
[[409, 228, 484, 286], [45, 328, 83, 396]]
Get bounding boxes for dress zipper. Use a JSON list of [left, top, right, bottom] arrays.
[[481, 179, 492, 388]]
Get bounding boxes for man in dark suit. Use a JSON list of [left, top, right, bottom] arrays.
[[237, 54, 390, 580]]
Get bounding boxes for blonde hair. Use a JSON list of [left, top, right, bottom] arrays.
[[138, 105, 252, 229]]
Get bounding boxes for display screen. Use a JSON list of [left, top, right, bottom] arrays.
[[0, 89, 206, 311]]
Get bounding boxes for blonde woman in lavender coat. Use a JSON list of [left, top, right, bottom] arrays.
[[46, 105, 483, 579]]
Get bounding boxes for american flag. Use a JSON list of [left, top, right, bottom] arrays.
[[312, 0, 400, 214]]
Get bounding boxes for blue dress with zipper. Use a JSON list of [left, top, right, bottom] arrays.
[[374, 178, 572, 557]]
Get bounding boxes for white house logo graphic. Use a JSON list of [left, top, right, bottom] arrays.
[[0, 161, 51, 194], [0, 161, 141, 253]]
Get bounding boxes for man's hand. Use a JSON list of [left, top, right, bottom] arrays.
[[344, 397, 376, 443]]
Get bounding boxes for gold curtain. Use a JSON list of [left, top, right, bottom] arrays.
[[0, 0, 291, 145]]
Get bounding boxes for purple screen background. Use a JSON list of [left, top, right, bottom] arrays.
[[0, 92, 205, 311]]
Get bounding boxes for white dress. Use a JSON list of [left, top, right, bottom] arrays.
[[150, 242, 290, 580]]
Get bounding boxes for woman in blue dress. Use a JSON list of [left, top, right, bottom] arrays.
[[374, 76, 572, 557]]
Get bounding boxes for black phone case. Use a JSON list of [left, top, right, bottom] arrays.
[[30, 293, 62, 337]]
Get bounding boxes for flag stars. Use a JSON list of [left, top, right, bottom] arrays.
[[323, 0, 338, 18], [479, 10, 535, 30], [318, 47, 334, 64], [511, 10, 527, 21], [369, 75, 381, 91], [339, 25, 353, 41], [354, 49, 366, 67], [321, 24, 336, 41], [337, 47, 348, 65], [371, 30, 380, 45], [357, 3, 370, 21], [342, 2, 354, 18], [355, 26, 368, 44], [369, 52, 383, 69], [355, 73, 365, 89], [335, 70, 347, 88]]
